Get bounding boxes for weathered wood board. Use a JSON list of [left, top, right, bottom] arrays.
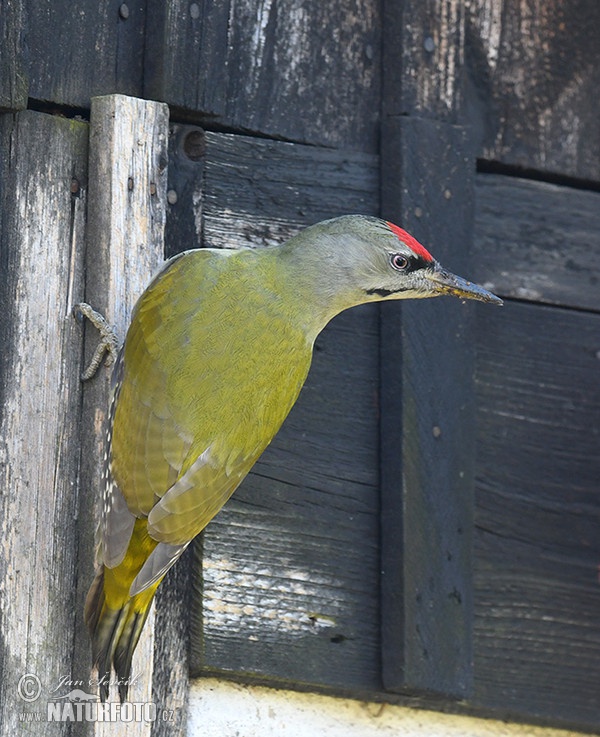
[[17, 0, 600, 181], [473, 300, 600, 728], [73, 94, 172, 736], [13, 0, 600, 180], [384, 0, 600, 180], [24, 0, 145, 109], [151, 548, 194, 737], [178, 131, 383, 691], [380, 115, 476, 699], [201, 132, 380, 245], [0, 0, 28, 111], [165, 127, 380, 256], [0, 110, 88, 736], [473, 173, 600, 311], [145, 0, 381, 150], [466, 0, 600, 180], [382, 0, 465, 121]]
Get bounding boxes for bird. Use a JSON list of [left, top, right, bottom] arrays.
[[81, 214, 501, 701]]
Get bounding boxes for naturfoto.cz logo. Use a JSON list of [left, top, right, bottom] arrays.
[[17, 673, 174, 723], [47, 698, 158, 723]]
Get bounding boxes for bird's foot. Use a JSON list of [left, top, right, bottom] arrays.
[[73, 303, 120, 381]]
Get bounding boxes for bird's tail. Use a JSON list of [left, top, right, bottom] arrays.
[[84, 570, 160, 701], [84, 520, 162, 702]]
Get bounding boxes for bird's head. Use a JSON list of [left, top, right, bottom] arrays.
[[284, 215, 502, 314]]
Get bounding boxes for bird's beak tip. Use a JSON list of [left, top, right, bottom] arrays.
[[461, 286, 504, 306], [428, 266, 503, 305], [486, 292, 504, 306]]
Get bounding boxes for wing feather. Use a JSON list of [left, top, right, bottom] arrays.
[[129, 541, 189, 595], [146, 445, 251, 545]]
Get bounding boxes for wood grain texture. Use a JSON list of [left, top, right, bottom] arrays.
[[0, 110, 88, 736], [25, 0, 145, 108], [465, 0, 600, 179], [73, 95, 171, 734], [166, 128, 379, 256], [0, 0, 28, 111], [150, 548, 193, 737], [145, 0, 380, 150], [381, 116, 476, 698], [473, 300, 600, 729], [383, 0, 466, 121], [176, 131, 382, 691], [201, 132, 380, 247], [164, 126, 207, 260], [473, 173, 600, 311]]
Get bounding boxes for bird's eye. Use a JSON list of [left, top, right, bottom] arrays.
[[390, 253, 409, 271]]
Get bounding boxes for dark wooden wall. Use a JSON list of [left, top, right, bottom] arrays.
[[466, 1, 600, 179], [473, 175, 600, 725], [465, 1, 600, 726], [1, 1, 599, 735]]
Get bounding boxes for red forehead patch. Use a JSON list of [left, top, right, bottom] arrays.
[[386, 221, 434, 262]]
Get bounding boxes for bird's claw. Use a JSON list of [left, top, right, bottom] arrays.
[[73, 303, 120, 381]]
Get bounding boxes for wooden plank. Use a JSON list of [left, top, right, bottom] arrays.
[[180, 132, 383, 691], [0, 0, 28, 110], [473, 300, 600, 729], [466, 0, 600, 180], [164, 125, 207, 258], [25, 0, 145, 108], [72, 94, 172, 733], [144, 0, 380, 150], [165, 127, 379, 255], [201, 131, 380, 247], [382, 0, 465, 121], [0, 110, 87, 735], [150, 550, 193, 737], [380, 115, 475, 698], [473, 174, 600, 311]]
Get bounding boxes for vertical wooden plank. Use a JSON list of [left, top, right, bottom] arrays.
[[380, 115, 475, 698], [383, 0, 465, 121], [72, 94, 173, 733], [0, 0, 28, 111], [163, 124, 207, 259], [150, 552, 193, 737], [0, 110, 87, 735]]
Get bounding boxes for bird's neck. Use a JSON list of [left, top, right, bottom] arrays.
[[255, 233, 356, 344]]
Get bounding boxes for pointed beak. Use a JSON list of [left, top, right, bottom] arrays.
[[424, 263, 503, 305]]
